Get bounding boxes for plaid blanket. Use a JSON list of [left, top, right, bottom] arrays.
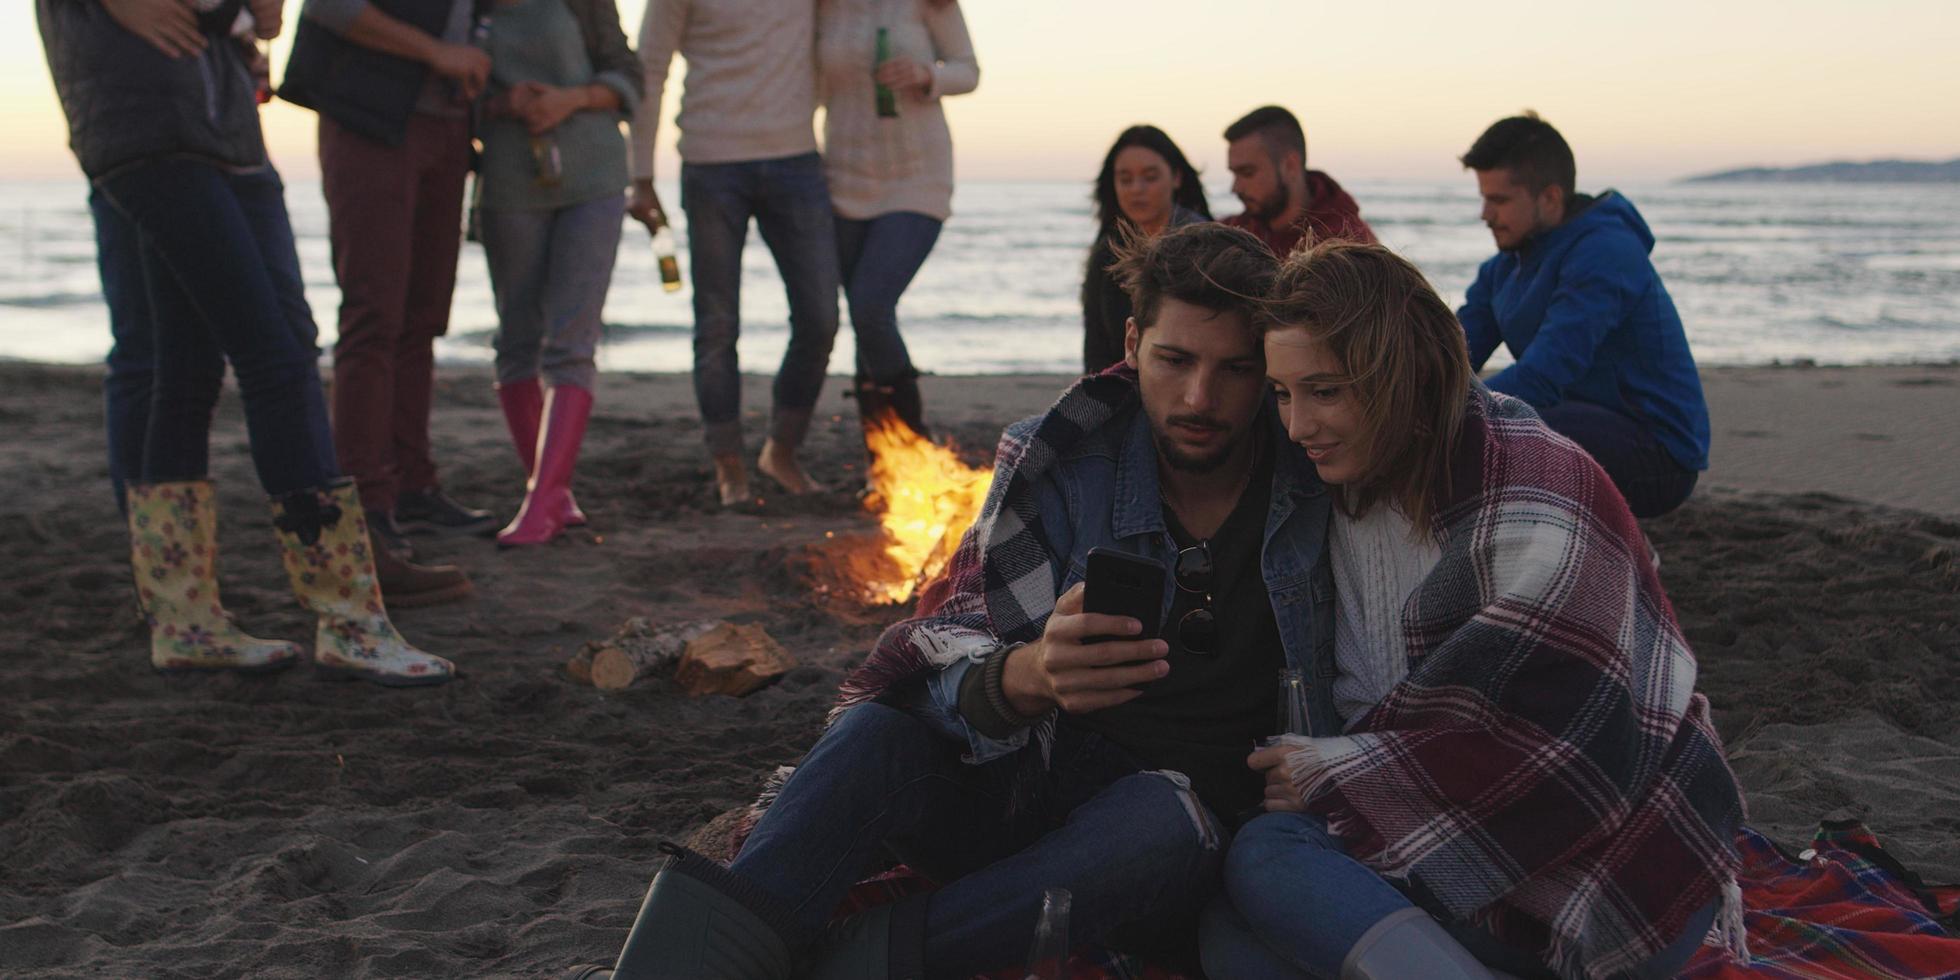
[[834, 369, 1140, 718], [1273, 388, 1748, 979], [1684, 822, 1960, 980]]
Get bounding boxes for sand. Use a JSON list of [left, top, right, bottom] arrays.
[[1, 361, 1955, 977]]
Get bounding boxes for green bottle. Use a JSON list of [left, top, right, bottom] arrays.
[[874, 27, 898, 118]]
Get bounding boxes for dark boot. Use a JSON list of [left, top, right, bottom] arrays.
[[570, 843, 801, 980], [796, 896, 928, 980], [395, 486, 498, 537], [373, 545, 474, 609], [886, 376, 929, 441]]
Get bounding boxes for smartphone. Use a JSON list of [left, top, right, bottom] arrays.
[[1082, 547, 1167, 643]]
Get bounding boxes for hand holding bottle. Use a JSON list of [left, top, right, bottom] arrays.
[[628, 180, 668, 234], [874, 56, 932, 94]]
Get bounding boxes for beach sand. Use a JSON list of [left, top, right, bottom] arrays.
[[2, 361, 1955, 977]]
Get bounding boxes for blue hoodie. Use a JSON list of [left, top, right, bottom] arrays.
[[1458, 192, 1710, 471]]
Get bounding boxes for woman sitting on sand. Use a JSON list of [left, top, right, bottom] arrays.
[[1081, 125, 1211, 373], [1201, 241, 1747, 979]]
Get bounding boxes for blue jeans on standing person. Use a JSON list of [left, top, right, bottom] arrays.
[[1200, 811, 1717, 979], [678, 151, 840, 455], [93, 159, 337, 499], [94, 187, 154, 511], [1536, 398, 1700, 518], [835, 211, 942, 385], [728, 702, 1225, 975], [479, 194, 626, 392]]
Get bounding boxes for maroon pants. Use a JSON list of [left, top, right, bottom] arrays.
[[319, 112, 470, 513]]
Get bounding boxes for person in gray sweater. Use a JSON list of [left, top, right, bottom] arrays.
[[473, 0, 642, 547]]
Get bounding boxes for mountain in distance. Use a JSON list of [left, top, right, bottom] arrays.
[[1684, 157, 1960, 183]]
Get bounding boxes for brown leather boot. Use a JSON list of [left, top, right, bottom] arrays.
[[373, 542, 474, 608]]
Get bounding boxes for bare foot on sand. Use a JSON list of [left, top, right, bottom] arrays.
[[756, 438, 825, 494], [713, 453, 751, 507]]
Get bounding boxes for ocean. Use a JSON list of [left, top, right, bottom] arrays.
[[1, 178, 1955, 375]]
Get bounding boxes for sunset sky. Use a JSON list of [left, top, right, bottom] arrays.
[[5, 0, 1956, 185]]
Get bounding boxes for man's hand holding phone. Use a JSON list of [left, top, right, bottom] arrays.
[[1000, 583, 1170, 717]]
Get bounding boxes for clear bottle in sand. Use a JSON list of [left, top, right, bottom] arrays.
[[651, 225, 682, 293], [1024, 887, 1070, 980]]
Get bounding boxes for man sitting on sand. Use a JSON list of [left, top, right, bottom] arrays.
[[1222, 105, 1376, 256], [1457, 113, 1710, 518], [572, 224, 1338, 978]]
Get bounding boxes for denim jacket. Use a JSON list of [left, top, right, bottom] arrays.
[[921, 405, 1340, 762]]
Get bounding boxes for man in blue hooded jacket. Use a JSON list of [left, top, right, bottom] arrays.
[[1457, 113, 1709, 517]]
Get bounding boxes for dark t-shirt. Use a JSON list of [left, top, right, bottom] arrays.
[[1063, 445, 1283, 819]]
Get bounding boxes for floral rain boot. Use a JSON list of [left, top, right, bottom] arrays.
[[270, 480, 455, 687], [127, 481, 302, 674]]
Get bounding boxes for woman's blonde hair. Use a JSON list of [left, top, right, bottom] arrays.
[[1259, 240, 1473, 530]]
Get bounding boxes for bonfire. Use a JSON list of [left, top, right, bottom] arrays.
[[857, 410, 993, 605]]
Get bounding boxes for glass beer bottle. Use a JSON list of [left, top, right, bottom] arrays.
[[873, 27, 899, 118], [651, 225, 682, 293]]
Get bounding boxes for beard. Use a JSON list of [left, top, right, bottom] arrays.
[[1247, 181, 1292, 223], [1151, 414, 1242, 473]]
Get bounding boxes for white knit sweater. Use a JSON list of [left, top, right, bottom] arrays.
[[1329, 502, 1442, 728], [630, 0, 820, 179], [815, 0, 978, 221]]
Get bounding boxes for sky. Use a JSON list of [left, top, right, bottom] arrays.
[[5, 0, 1957, 185]]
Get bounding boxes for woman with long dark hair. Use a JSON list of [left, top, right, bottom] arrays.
[[1081, 124, 1211, 373], [1200, 241, 1745, 978]]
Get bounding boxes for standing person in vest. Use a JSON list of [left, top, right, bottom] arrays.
[[631, 0, 841, 507], [816, 0, 979, 441], [39, 0, 457, 686], [282, 0, 499, 584], [473, 0, 642, 547]]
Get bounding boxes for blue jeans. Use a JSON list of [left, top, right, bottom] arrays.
[[94, 187, 154, 511], [1201, 811, 1715, 979], [1537, 399, 1699, 518], [729, 704, 1224, 975], [679, 152, 839, 454], [94, 161, 337, 501], [479, 194, 625, 391], [835, 211, 942, 385]]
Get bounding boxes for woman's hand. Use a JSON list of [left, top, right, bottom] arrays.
[[1248, 743, 1308, 813], [510, 81, 591, 136], [874, 56, 933, 95], [101, 0, 206, 59]]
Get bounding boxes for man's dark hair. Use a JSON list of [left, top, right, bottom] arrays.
[[1110, 223, 1276, 331], [1224, 105, 1307, 166], [1459, 111, 1576, 198]]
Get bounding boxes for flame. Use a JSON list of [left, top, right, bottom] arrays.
[[859, 410, 994, 605]]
